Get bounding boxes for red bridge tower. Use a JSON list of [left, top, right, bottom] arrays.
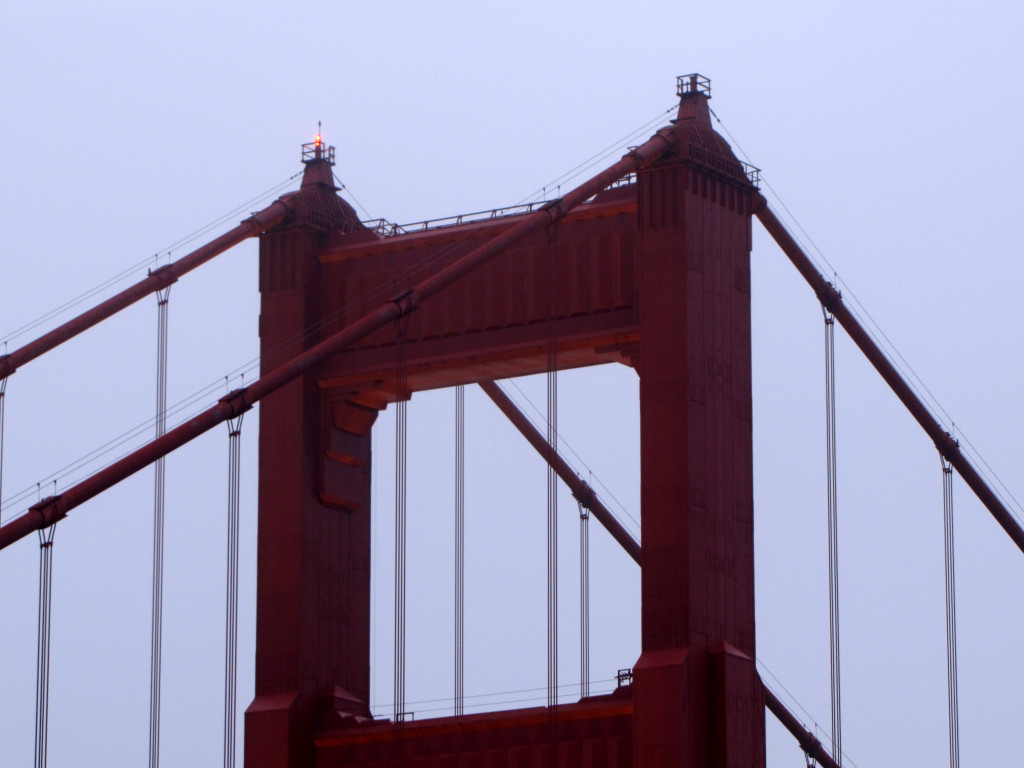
[[246, 77, 764, 767]]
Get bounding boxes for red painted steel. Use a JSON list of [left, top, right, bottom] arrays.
[[249, 84, 766, 768], [319, 188, 638, 364], [0, 128, 676, 554], [248, 130, 677, 768], [632, 89, 763, 768], [315, 688, 634, 766], [755, 201, 1024, 556], [0, 199, 292, 381], [317, 186, 640, 391], [479, 379, 642, 564], [0, 80, 795, 767], [250, 85, 765, 768]]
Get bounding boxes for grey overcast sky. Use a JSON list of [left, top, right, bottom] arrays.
[[2, 1, 1023, 766]]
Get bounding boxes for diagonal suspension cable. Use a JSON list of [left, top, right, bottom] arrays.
[[503, 379, 641, 540], [479, 381, 641, 563], [764, 686, 844, 768]]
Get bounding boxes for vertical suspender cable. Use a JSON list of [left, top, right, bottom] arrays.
[[34, 523, 57, 768], [544, 227, 560, 768], [941, 455, 960, 768], [394, 318, 409, 724], [0, 374, 6, 575], [546, 228, 559, 711], [454, 385, 465, 717], [578, 501, 590, 699], [823, 307, 842, 766], [223, 414, 243, 768], [0, 375, 6, 517], [0, 131, 679, 554], [149, 286, 170, 768], [546, 370, 558, 709], [0, 373, 7, 570]]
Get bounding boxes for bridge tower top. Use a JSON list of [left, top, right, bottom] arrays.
[[300, 129, 337, 191]]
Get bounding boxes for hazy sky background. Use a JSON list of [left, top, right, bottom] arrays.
[[2, 1, 1023, 766]]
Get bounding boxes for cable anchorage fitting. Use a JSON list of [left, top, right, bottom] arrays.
[[218, 387, 254, 419], [28, 495, 66, 530], [538, 198, 565, 226], [391, 290, 416, 320], [571, 483, 596, 512], [147, 264, 179, 291], [936, 430, 961, 461], [816, 282, 842, 315]]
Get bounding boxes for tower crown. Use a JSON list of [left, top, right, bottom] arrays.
[[300, 130, 338, 191], [302, 132, 335, 165]]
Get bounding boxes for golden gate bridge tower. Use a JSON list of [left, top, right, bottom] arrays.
[[248, 74, 762, 767], [3, 74, 1018, 768]]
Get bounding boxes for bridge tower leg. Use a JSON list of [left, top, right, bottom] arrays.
[[245, 157, 377, 768], [634, 86, 765, 767]]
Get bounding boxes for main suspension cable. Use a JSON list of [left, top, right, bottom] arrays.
[[0, 138, 650, 525], [0, 235, 469, 522], [711, 107, 1024, 525], [0, 116, 669, 524], [0, 172, 300, 350], [149, 287, 171, 768], [0, 124, 678, 554], [223, 414, 244, 768], [759, 659, 863, 768], [454, 384, 465, 717], [514, 105, 676, 207], [823, 306, 842, 766], [735, 107, 1024, 534], [941, 455, 960, 768], [34, 523, 57, 768]]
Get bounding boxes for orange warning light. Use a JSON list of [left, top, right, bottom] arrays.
[[314, 134, 322, 146]]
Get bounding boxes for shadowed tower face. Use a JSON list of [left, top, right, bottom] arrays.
[[245, 76, 763, 768]]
